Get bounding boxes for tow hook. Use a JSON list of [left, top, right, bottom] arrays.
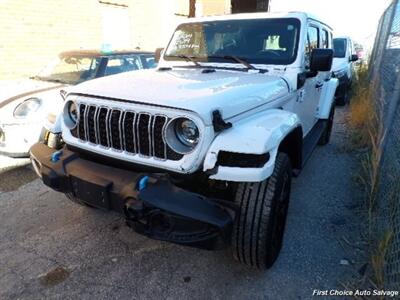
[[50, 150, 63, 162], [137, 175, 149, 191]]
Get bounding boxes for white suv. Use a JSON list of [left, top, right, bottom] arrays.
[[332, 36, 359, 105], [30, 12, 338, 269]]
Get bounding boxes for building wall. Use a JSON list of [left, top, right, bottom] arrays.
[[0, 0, 103, 79], [197, 0, 231, 17], [0, 0, 230, 80]]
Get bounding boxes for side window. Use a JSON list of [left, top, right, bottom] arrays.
[[142, 55, 157, 69], [305, 26, 319, 69], [321, 29, 329, 48], [104, 56, 141, 76]]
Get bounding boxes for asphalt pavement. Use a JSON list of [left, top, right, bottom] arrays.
[[0, 107, 364, 299]]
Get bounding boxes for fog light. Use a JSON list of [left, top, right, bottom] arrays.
[[45, 132, 64, 149]]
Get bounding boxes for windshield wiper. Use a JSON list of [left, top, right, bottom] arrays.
[[208, 55, 267, 73], [224, 55, 257, 70], [167, 55, 202, 67]]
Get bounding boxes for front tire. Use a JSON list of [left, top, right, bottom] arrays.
[[232, 153, 292, 269]]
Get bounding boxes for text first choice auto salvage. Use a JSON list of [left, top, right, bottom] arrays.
[[312, 289, 399, 297]]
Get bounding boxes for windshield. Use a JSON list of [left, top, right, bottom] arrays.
[[164, 18, 301, 66], [333, 38, 347, 58], [35, 56, 101, 84]]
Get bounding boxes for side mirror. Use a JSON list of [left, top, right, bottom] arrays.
[[310, 48, 333, 72], [155, 48, 164, 63], [350, 54, 359, 62]]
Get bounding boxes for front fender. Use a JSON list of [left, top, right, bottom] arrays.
[[317, 78, 338, 119], [203, 109, 301, 182]]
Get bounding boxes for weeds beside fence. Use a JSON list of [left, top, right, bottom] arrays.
[[356, 0, 400, 289]]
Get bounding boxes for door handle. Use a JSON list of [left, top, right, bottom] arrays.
[[315, 82, 324, 89]]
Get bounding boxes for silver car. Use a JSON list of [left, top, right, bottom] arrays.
[[0, 50, 156, 157]]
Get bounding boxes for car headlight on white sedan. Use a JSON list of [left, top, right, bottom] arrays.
[[13, 98, 42, 118]]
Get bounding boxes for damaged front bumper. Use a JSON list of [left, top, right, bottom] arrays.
[[30, 143, 235, 250]]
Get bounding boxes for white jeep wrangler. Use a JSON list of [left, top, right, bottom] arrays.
[[31, 12, 338, 269]]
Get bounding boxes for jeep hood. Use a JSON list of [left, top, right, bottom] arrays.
[[69, 68, 289, 125]]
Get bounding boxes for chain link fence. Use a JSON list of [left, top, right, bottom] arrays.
[[369, 0, 400, 289]]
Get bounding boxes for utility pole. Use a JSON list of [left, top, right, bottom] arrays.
[[256, 0, 270, 12], [189, 0, 196, 17], [231, 0, 270, 13]]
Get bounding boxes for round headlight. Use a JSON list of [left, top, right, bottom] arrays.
[[175, 119, 199, 146], [13, 98, 42, 118], [63, 100, 78, 129], [68, 102, 77, 123], [165, 117, 200, 154]]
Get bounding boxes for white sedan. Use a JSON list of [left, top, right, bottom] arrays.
[[0, 50, 156, 157]]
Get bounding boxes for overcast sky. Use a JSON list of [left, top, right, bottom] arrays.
[[270, 0, 393, 48]]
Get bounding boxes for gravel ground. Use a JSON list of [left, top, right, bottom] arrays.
[[0, 108, 364, 299]]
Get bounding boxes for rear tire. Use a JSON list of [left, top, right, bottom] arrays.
[[232, 153, 292, 269], [336, 87, 349, 106], [318, 104, 335, 145]]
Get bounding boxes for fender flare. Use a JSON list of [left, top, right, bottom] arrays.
[[203, 109, 301, 182], [317, 78, 338, 119]]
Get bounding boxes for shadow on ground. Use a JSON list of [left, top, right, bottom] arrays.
[[0, 166, 37, 192]]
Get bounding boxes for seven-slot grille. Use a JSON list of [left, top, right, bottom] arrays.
[[71, 103, 183, 161]]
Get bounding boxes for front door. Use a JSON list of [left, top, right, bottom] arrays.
[[295, 24, 323, 136]]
